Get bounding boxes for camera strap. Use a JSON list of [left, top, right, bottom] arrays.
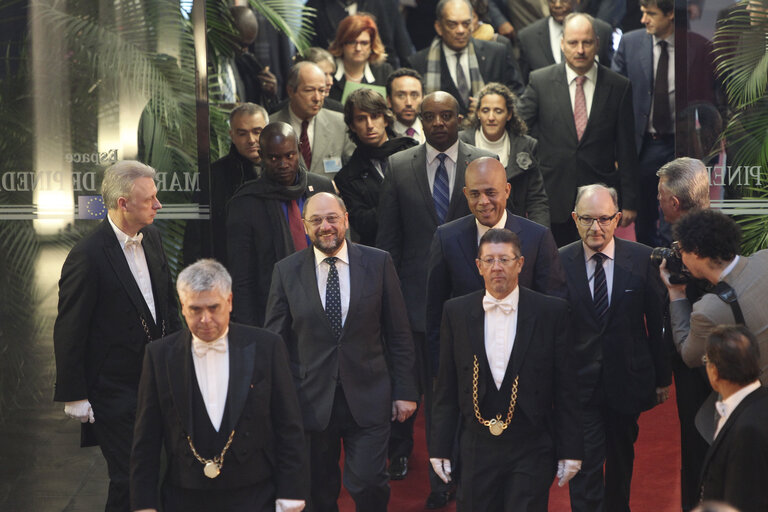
[[711, 281, 745, 325]]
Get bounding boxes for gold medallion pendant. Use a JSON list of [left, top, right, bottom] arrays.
[[204, 461, 221, 479], [488, 418, 504, 436]]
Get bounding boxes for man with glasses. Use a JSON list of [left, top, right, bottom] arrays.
[[265, 192, 418, 512], [558, 183, 670, 512], [376, 90, 494, 508], [430, 228, 583, 511]]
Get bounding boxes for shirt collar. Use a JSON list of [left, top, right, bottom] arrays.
[[582, 236, 616, 262], [548, 16, 564, 34], [716, 380, 761, 422], [394, 118, 421, 136], [720, 255, 740, 281], [288, 102, 313, 125], [426, 140, 459, 164], [565, 61, 598, 85], [334, 58, 375, 83], [314, 239, 350, 268], [107, 213, 139, 249], [476, 210, 508, 238], [190, 328, 230, 350], [653, 33, 675, 48], [441, 42, 469, 58], [484, 285, 520, 309]]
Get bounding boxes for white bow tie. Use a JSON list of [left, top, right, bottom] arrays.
[[192, 338, 227, 358], [715, 400, 728, 420], [125, 232, 143, 248], [482, 295, 515, 314]]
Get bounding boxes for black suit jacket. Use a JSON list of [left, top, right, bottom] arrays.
[[559, 238, 670, 414], [431, 288, 583, 460], [264, 243, 419, 432], [517, 16, 614, 82], [699, 386, 768, 512], [129, 324, 306, 510], [518, 63, 639, 224], [406, 38, 524, 113], [376, 141, 495, 332], [53, 219, 180, 443], [425, 211, 567, 373]]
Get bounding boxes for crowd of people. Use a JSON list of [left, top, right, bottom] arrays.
[[52, 1, 768, 512]]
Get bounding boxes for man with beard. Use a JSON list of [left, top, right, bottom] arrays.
[[226, 122, 335, 327], [334, 88, 417, 246], [265, 192, 418, 512]]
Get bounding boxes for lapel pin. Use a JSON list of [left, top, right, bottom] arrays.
[[308, 185, 314, 192]]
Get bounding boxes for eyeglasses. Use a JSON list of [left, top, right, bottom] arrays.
[[478, 256, 520, 267], [575, 212, 619, 227], [304, 215, 343, 227], [343, 39, 371, 48], [420, 111, 456, 124]]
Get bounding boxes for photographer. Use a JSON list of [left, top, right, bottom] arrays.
[[661, 210, 768, 382]]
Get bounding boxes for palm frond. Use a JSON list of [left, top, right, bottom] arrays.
[[250, 0, 316, 52]]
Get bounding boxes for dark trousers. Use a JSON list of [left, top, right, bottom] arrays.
[[672, 355, 712, 511], [388, 331, 426, 461], [457, 419, 555, 512], [91, 401, 134, 512], [162, 483, 273, 512], [306, 386, 390, 512], [569, 391, 640, 512], [634, 134, 675, 247]]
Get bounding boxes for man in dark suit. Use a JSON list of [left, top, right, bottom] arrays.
[[376, 90, 495, 508], [130, 259, 306, 512], [517, 0, 614, 81], [559, 184, 670, 512], [519, 13, 638, 247], [430, 228, 583, 511], [698, 325, 768, 512], [53, 160, 180, 512], [227, 122, 334, 327], [406, 0, 524, 115], [426, 156, 567, 374], [265, 192, 418, 512]]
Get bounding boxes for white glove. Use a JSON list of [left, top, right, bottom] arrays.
[[64, 399, 95, 423], [275, 498, 305, 512], [557, 459, 582, 487], [429, 458, 452, 484]]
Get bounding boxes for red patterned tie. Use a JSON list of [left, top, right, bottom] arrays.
[[573, 75, 587, 141], [287, 200, 307, 251], [299, 120, 312, 169]]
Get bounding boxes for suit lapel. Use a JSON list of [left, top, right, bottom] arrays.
[[299, 249, 332, 334], [447, 142, 471, 219], [640, 34, 654, 88], [226, 328, 256, 428], [413, 145, 439, 225], [457, 218, 482, 287], [101, 220, 152, 325], [540, 22, 555, 63], [582, 66, 608, 143], [167, 330, 194, 435], [469, 295, 488, 399], [554, 65, 579, 143], [344, 243, 367, 335], [510, 289, 535, 378], [312, 111, 330, 168], [564, 243, 602, 326], [141, 228, 164, 327], [608, 239, 631, 323]]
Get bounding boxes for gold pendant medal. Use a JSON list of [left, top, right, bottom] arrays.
[[488, 418, 504, 436], [204, 461, 220, 479]]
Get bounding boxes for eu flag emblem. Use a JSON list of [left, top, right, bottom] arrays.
[[78, 195, 107, 219]]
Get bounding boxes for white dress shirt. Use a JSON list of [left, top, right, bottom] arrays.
[[108, 214, 157, 322], [442, 43, 471, 91], [191, 330, 230, 432], [484, 287, 520, 389], [315, 241, 351, 327], [548, 17, 564, 64], [334, 58, 376, 83], [714, 380, 761, 439], [288, 104, 315, 151], [426, 140, 459, 196], [566, 63, 598, 118], [582, 238, 615, 305], [394, 118, 426, 144], [648, 34, 676, 133], [476, 210, 508, 245]]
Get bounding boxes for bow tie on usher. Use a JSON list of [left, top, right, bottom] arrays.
[[125, 232, 144, 248], [192, 338, 227, 358], [482, 296, 515, 314]]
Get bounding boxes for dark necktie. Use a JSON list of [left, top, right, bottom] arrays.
[[455, 51, 470, 107], [573, 75, 587, 141], [299, 119, 312, 169], [325, 257, 343, 339], [653, 41, 672, 134], [433, 153, 450, 225], [592, 252, 609, 321], [287, 200, 307, 251], [405, 127, 416, 138]]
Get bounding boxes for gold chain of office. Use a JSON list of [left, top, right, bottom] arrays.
[[472, 354, 519, 436], [187, 429, 236, 479]]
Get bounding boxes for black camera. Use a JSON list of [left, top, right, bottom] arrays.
[[650, 244, 690, 284]]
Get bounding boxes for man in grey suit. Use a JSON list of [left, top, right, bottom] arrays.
[[376, 90, 495, 508], [517, 0, 614, 81], [270, 61, 354, 177], [265, 192, 418, 512]]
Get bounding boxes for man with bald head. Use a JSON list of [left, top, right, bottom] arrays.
[[559, 183, 670, 512], [377, 90, 495, 508], [427, 157, 567, 375], [519, 13, 639, 247], [270, 61, 354, 177], [227, 122, 335, 327]]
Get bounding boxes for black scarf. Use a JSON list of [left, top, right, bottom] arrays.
[[354, 135, 418, 161]]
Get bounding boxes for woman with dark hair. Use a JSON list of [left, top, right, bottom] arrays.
[[459, 82, 551, 227], [326, 13, 393, 103]]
